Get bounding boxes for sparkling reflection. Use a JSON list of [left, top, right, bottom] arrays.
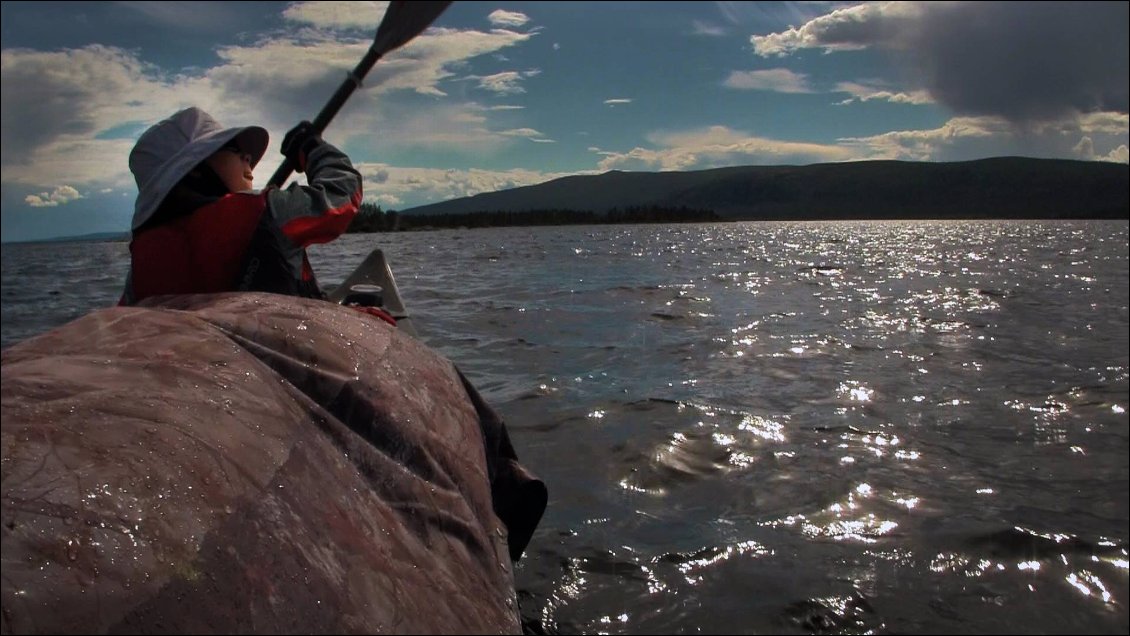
[[660, 540, 771, 586], [616, 401, 788, 495], [765, 483, 905, 544], [837, 381, 874, 403], [1066, 571, 1114, 604]]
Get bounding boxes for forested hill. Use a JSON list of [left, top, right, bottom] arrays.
[[399, 157, 1128, 221]]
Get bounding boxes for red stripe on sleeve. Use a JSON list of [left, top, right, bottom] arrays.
[[280, 188, 362, 247]]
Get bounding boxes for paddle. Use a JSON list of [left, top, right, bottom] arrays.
[[268, 0, 452, 187]]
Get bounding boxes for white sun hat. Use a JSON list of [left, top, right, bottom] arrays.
[[129, 107, 269, 230]]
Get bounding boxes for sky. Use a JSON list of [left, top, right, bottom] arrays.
[[1, 1, 1127, 243]]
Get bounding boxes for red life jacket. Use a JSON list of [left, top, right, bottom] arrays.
[[126, 192, 321, 304]]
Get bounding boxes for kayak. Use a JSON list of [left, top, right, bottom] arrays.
[[0, 252, 545, 634]]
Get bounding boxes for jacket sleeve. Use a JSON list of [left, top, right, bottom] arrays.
[[264, 141, 363, 248]]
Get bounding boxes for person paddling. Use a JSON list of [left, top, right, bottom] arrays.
[[119, 107, 361, 305]]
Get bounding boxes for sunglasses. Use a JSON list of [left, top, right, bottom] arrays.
[[221, 142, 252, 162]]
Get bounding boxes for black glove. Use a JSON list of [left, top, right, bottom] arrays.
[[281, 121, 323, 173]]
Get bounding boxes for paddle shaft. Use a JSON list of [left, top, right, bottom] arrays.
[[267, 47, 382, 188], [267, 1, 452, 188]]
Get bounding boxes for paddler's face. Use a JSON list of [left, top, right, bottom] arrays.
[[207, 142, 255, 193]]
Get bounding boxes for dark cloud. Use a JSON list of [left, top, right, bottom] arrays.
[[0, 45, 164, 167], [912, 2, 1128, 122], [0, 53, 97, 165], [756, 1, 1128, 124]]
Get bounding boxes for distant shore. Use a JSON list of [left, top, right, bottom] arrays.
[[7, 214, 1130, 245]]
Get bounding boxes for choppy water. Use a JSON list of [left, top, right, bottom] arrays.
[[3, 220, 1128, 634]]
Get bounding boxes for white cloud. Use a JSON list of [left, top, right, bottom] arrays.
[[356, 163, 574, 210], [489, 10, 530, 28], [0, 23, 536, 197], [360, 103, 498, 148], [751, 2, 922, 57], [117, 1, 250, 32], [834, 81, 933, 105], [692, 20, 726, 37], [282, 1, 389, 31], [347, 101, 561, 156], [1072, 112, 1130, 136], [203, 25, 534, 113], [500, 128, 546, 138], [1073, 136, 1095, 158], [24, 185, 83, 207], [595, 114, 1130, 171], [839, 116, 1008, 161], [366, 192, 405, 209], [474, 70, 539, 95], [839, 114, 1130, 163], [596, 125, 855, 171], [1105, 145, 1130, 163], [604, 98, 632, 106], [724, 69, 813, 93], [366, 27, 535, 97], [1074, 137, 1130, 164], [4, 137, 140, 190]]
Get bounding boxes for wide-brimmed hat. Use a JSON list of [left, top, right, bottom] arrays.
[[129, 107, 269, 230]]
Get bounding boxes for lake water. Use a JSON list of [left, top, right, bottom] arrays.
[[3, 220, 1128, 634]]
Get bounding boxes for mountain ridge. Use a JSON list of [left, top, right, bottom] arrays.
[[401, 157, 1129, 220]]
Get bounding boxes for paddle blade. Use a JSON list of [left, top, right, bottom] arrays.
[[372, 1, 452, 56]]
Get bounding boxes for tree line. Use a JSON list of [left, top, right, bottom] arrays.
[[346, 202, 720, 233]]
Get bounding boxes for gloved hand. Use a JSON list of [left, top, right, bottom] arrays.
[[281, 121, 323, 173]]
